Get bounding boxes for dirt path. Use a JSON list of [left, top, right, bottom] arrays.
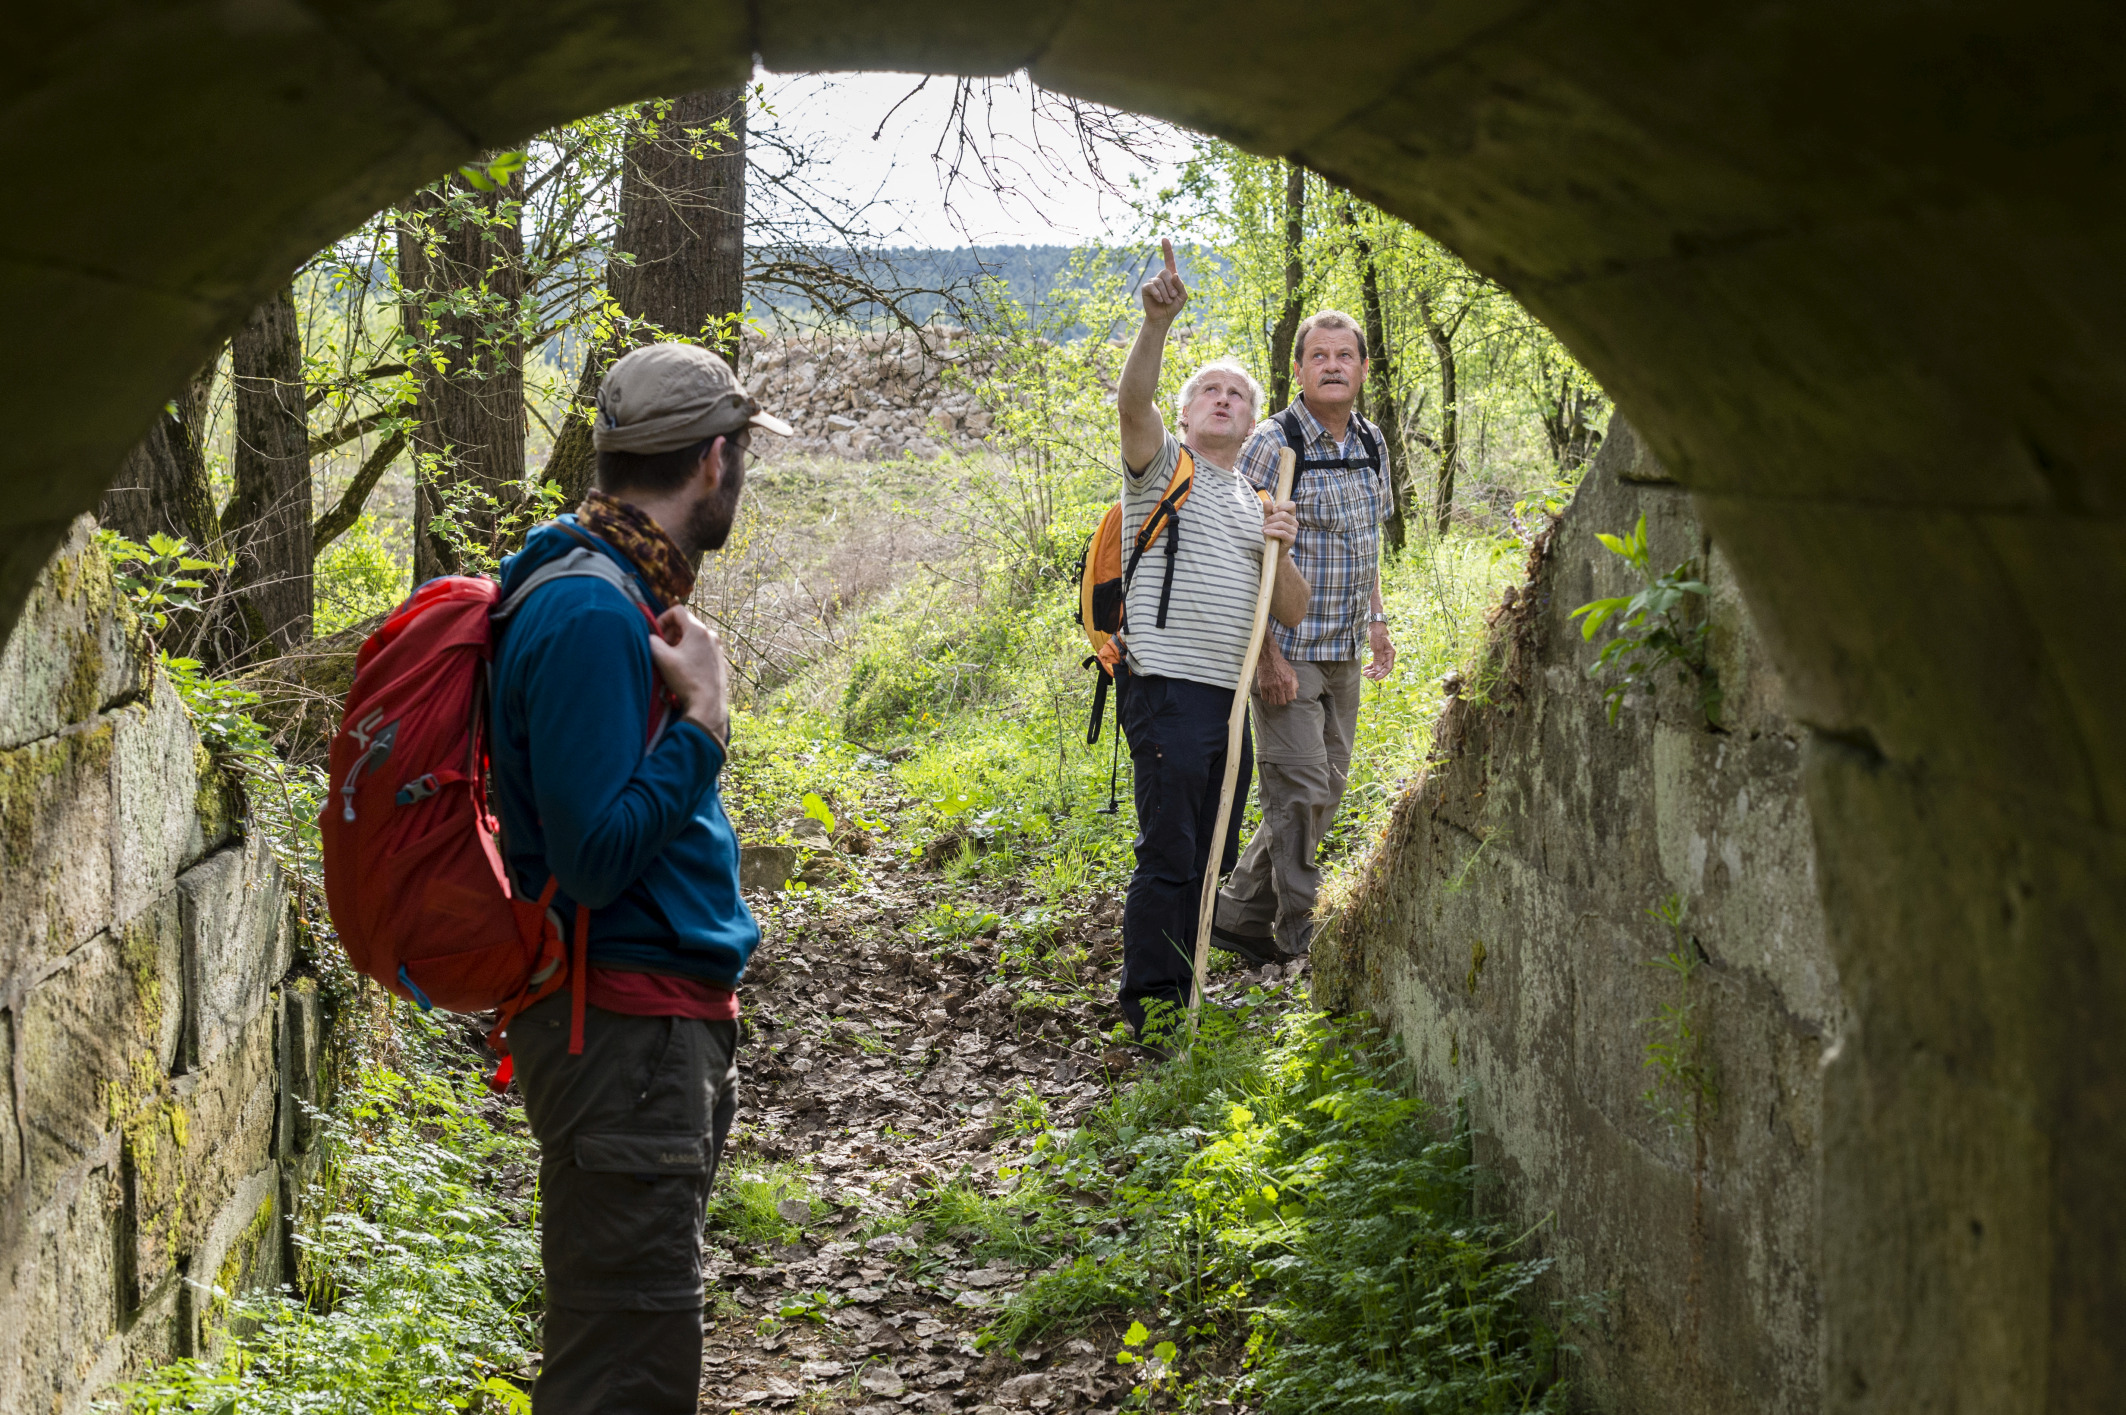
[[693, 810, 1307, 1414]]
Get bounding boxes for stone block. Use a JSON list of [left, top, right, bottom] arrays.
[[112, 685, 218, 924], [185, 1164, 280, 1358], [15, 900, 180, 1217], [0, 1162, 122, 1415], [277, 978, 326, 1158], [177, 837, 287, 1070], [0, 517, 149, 750], [0, 719, 116, 983], [739, 842, 796, 893], [128, 1005, 277, 1307]]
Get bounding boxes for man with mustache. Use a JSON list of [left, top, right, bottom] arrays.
[[488, 342, 790, 1412], [1214, 310, 1398, 964]]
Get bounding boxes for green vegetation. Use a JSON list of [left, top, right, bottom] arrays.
[[115, 1029, 542, 1415], [913, 1004, 1583, 1413], [1641, 895, 1718, 1135], [1570, 513, 1720, 728]]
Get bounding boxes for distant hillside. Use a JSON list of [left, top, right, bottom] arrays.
[[744, 243, 1225, 329]]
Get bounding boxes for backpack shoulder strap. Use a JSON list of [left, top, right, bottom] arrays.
[[1275, 407, 1313, 493], [491, 531, 652, 625], [1352, 417, 1383, 468], [490, 538, 673, 748], [1127, 447, 1195, 566]]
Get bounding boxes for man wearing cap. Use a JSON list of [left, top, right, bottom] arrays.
[[488, 342, 791, 1413]]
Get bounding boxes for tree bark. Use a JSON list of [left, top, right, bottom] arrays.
[[544, 86, 749, 505], [399, 166, 526, 582], [222, 285, 312, 651], [1417, 287, 1462, 538], [1540, 361, 1605, 471], [1346, 205, 1407, 550], [1267, 161, 1306, 411], [99, 358, 220, 550]]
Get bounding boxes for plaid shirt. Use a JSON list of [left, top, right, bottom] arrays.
[[1237, 400, 1391, 661]]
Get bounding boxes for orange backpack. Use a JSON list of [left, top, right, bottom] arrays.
[[1074, 448, 1266, 752]]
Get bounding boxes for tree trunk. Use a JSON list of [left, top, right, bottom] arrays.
[[1417, 288, 1461, 537], [1540, 362, 1606, 471], [222, 285, 312, 652], [1346, 205, 1407, 551], [99, 358, 221, 550], [399, 166, 526, 583], [544, 86, 749, 505], [1267, 161, 1306, 410]]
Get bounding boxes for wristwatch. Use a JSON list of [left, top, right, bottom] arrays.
[[1368, 613, 1388, 626]]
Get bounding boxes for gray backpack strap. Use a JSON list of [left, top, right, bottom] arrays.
[[490, 545, 673, 753], [491, 547, 649, 624]]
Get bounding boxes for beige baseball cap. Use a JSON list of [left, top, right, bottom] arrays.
[[592, 342, 793, 454]]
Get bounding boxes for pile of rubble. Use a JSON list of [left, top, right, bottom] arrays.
[[739, 327, 1002, 462]]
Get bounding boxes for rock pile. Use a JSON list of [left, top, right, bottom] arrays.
[[740, 327, 1002, 462]]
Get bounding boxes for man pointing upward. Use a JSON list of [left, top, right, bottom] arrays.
[[1110, 239, 1309, 1042]]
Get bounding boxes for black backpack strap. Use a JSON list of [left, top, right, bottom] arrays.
[[1351, 417, 1382, 470], [1124, 452, 1193, 585], [1276, 406, 1313, 496], [1155, 516, 1181, 628], [1083, 655, 1109, 745]]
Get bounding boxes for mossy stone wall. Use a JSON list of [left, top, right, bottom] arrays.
[[0, 521, 327, 1412], [1319, 418, 1834, 1412]]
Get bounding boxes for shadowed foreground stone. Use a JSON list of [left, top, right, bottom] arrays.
[[0, 527, 329, 1411], [2, 6, 2122, 1410], [1320, 419, 1833, 1411]]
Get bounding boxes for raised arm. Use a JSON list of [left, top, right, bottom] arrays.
[[1118, 238, 1186, 475]]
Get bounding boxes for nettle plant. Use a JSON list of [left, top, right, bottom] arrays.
[[1569, 513, 1721, 728]]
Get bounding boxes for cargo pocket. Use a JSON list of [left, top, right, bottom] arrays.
[[544, 1131, 712, 1311], [576, 1132, 709, 1176]]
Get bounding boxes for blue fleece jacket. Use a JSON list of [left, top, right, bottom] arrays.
[[488, 518, 758, 986]]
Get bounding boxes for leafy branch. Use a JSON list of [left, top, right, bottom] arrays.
[[1569, 513, 1720, 727], [97, 530, 228, 634]]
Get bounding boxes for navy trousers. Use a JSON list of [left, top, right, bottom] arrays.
[[1117, 669, 1252, 1038]]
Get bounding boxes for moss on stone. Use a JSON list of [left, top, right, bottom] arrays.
[[0, 721, 116, 868], [207, 1190, 278, 1333], [59, 628, 106, 727]]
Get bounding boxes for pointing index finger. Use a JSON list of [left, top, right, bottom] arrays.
[[1161, 237, 1177, 275]]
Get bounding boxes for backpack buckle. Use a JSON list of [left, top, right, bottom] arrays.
[[395, 772, 442, 806]]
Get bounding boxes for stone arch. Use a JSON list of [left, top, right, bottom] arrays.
[[4, 5, 2120, 1408]]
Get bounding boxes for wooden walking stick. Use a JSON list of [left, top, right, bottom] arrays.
[[1186, 447, 1298, 1040]]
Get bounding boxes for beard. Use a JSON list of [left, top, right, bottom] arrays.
[[679, 444, 747, 557]]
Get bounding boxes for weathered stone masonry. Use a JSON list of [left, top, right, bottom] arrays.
[[1317, 418, 1838, 1414], [0, 521, 327, 1414]]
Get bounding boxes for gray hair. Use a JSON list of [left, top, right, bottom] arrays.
[[1294, 309, 1367, 364], [1175, 359, 1265, 429]]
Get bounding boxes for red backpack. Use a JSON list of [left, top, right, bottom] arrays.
[[319, 528, 663, 1080]]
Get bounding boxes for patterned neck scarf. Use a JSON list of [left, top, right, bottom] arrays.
[[574, 490, 696, 609]]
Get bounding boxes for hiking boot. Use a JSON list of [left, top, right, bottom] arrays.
[[1210, 924, 1280, 969]]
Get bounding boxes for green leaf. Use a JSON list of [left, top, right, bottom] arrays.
[[801, 792, 837, 832], [1123, 1320, 1150, 1348]]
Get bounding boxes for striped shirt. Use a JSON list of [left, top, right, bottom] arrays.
[[1117, 432, 1267, 689], [1237, 401, 1391, 662]]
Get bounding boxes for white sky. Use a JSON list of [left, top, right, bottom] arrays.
[[756, 71, 1190, 248]]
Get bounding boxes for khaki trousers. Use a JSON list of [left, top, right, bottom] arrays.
[[1217, 658, 1363, 954]]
